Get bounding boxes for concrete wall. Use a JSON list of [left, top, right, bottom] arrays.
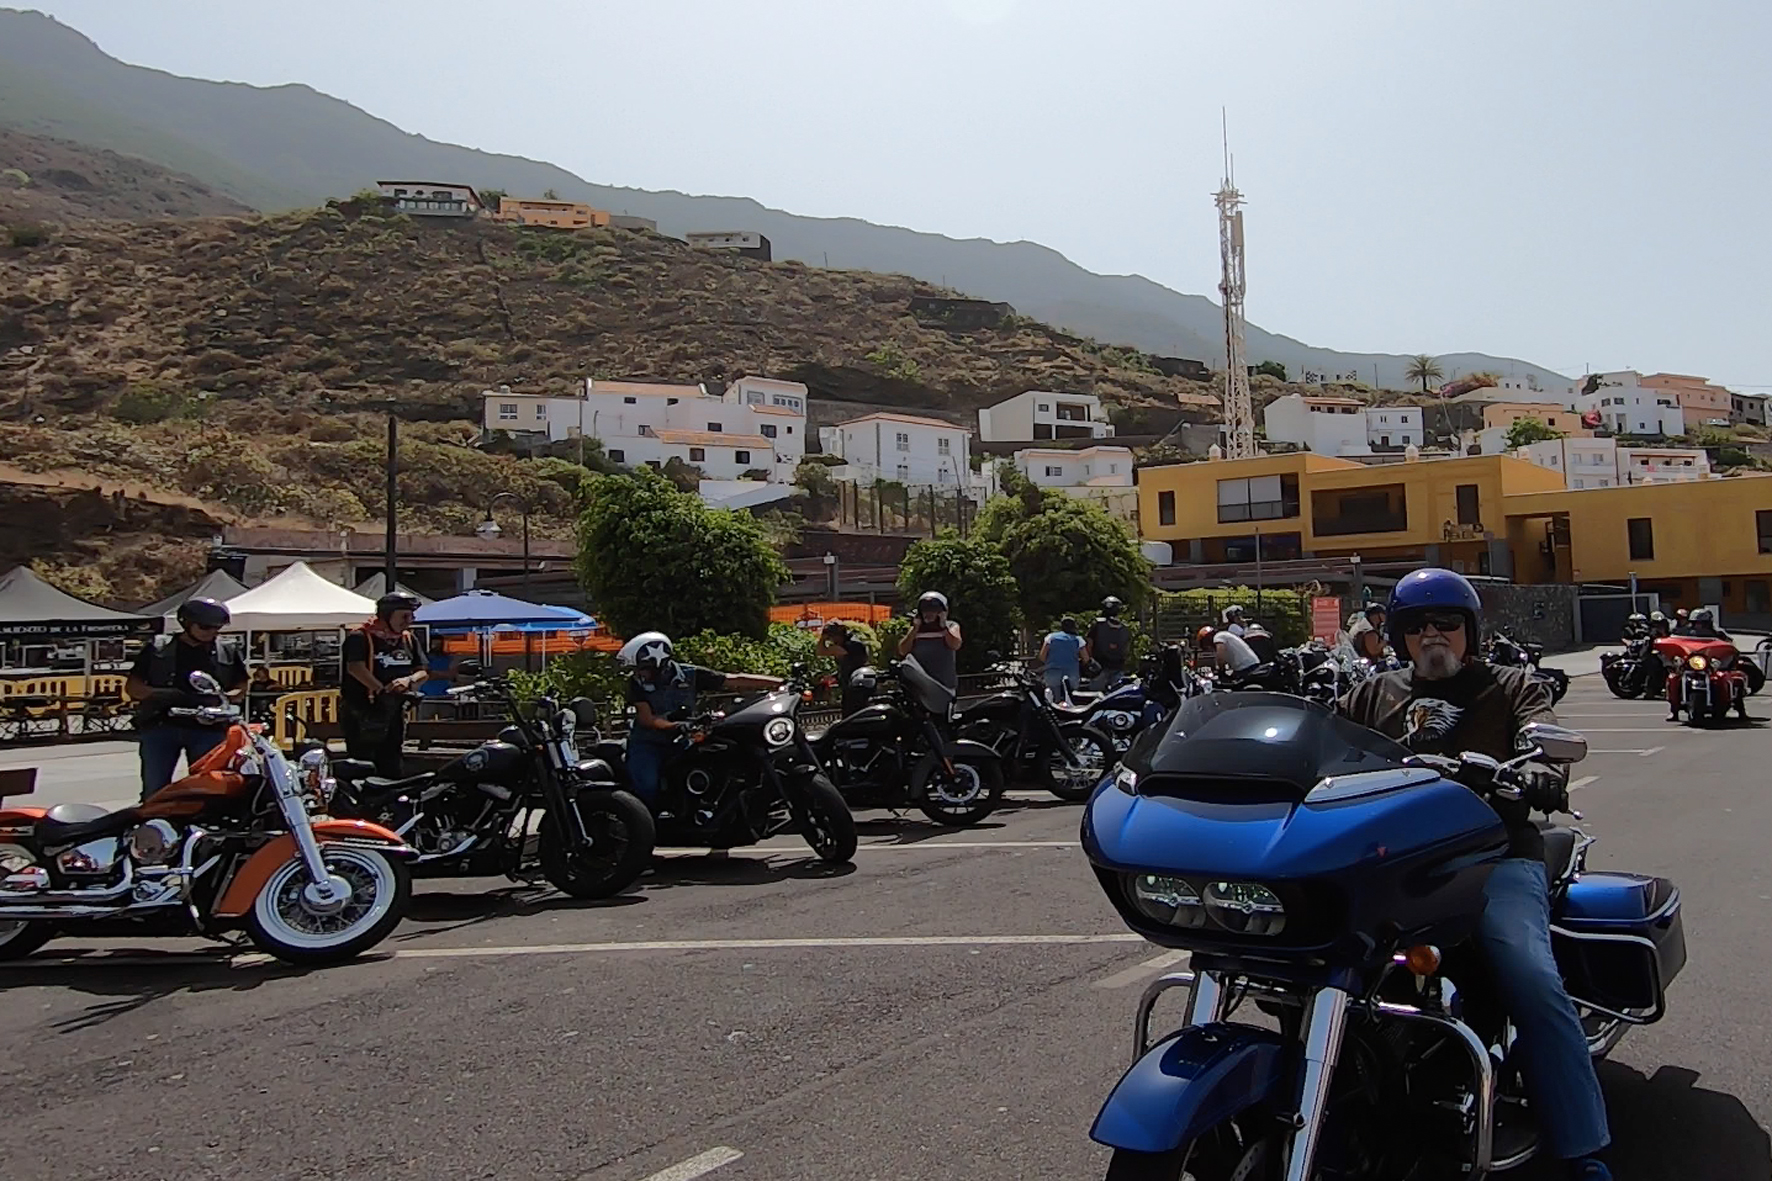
[[1477, 582, 1580, 651]]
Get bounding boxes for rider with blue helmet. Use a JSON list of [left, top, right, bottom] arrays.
[[1340, 568, 1612, 1180]]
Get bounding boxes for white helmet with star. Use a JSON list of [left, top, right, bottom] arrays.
[[617, 631, 675, 671]]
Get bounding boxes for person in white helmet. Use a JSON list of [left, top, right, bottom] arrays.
[[616, 631, 780, 809], [1220, 604, 1247, 637]]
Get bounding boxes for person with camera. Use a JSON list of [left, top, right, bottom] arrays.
[[125, 597, 249, 800], [340, 592, 427, 776], [897, 590, 962, 691]]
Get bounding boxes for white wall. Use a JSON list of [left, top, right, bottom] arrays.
[[978, 390, 1111, 441], [1263, 394, 1370, 455], [1014, 447, 1134, 487], [830, 419, 971, 486], [1364, 406, 1422, 448]]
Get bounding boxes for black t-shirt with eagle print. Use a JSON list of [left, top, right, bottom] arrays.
[[1338, 661, 1557, 861]]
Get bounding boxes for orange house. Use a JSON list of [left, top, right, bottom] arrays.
[[495, 197, 611, 230]]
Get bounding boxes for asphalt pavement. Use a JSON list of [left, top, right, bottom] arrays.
[[1, 677, 1769, 1181]]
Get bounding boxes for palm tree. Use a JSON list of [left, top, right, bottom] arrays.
[[1405, 354, 1444, 395]]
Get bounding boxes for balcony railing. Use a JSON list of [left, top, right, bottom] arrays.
[[1313, 511, 1409, 537], [1217, 499, 1300, 524]]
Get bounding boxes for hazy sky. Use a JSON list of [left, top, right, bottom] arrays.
[[24, 0, 1772, 385]]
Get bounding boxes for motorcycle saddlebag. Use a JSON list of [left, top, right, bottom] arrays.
[[1551, 871, 1685, 1017]]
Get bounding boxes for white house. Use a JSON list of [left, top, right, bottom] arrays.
[[375, 180, 481, 218], [819, 412, 972, 489], [1012, 445, 1137, 522], [1574, 371, 1684, 437], [1732, 390, 1771, 427], [1512, 437, 1711, 490], [685, 231, 771, 260], [1488, 374, 1580, 409], [480, 377, 807, 480], [977, 390, 1114, 442], [1263, 394, 1423, 456]]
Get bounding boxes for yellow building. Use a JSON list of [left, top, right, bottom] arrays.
[[1481, 401, 1590, 437], [1137, 452, 1772, 612], [495, 196, 611, 229]]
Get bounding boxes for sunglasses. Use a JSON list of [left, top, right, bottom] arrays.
[[1402, 614, 1465, 636]]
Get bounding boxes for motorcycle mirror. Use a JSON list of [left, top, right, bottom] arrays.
[[569, 697, 600, 728], [187, 670, 223, 695], [456, 659, 484, 679], [1517, 722, 1587, 765]]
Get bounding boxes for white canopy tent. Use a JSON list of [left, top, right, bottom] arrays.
[[222, 562, 377, 632]]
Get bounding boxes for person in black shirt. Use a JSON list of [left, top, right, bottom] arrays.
[[817, 621, 873, 715], [126, 597, 249, 800], [1083, 597, 1133, 689], [340, 592, 427, 775]]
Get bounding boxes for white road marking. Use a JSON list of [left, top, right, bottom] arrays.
[[653, 840, 1078, 856], [1093, 949, 1188, 989], [1639, 746, 1665, 757], [1570, 727, 1689, 733], [1569, 775, 1598, 791], [637, 1147, 744, 1181], [4, 933, 1147, 969], [1590, 749, 1652, 755]]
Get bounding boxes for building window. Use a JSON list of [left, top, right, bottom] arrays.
[[707, 422, 723, 433], [1627, 517, 1654, 560], [896, 432, 910, 452], [937, 437, 951, 455], [735, 450, 752, 465], [896, 463, 910, 481], [667, 398, 679, 405], [498, 403, 518, 421], [1216, 474, 1300, 523], [1158, 490, 1176, 527], [1758, 509, 1772, 555], [624, 396, 637, 404], [535, 404, 547, 420], [761, 424, 778, 439], [786, 426, 794, 434], [1379, 435, 1391, 447], [1038, 403, 1050, 413], [1045, 465, 1064, 477], [1455, 483, 1480, 526], [608, 449, 624, 463], [938, 468, 951, 484], [689, 447, 706, 462], [1109, 463, 1119, 474], [1574, 478, 1584, 488]]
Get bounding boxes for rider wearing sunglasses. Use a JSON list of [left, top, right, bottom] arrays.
[[1338, 567, 1611, 1180]]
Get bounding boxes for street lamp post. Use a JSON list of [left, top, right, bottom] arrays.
[[477, 492, 532, 596]]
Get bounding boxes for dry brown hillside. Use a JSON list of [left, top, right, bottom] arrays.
[[0, 203, 1224, 599], [0, 128, 253, 224]]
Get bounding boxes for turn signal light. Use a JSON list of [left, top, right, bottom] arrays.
[[1403, 944, 1442, 976], [690, 731, 707, 745], [801, 690, 814, 702]]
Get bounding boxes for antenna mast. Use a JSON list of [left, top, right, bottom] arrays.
[[1215, 112, 1256, 459]]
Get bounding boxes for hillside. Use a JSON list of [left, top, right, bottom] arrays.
[[0, 127, 252, 222], [0, 206, 1233, 602], [0, 7, 1568, 391]]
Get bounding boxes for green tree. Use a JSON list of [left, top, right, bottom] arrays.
[[1503, 417, 1566, 449], [997, 496, 1150, 627], [896, 534, 1020, 671], [575, 468, 789, 640], [479, 188, 507, 210], [1405, 354, 1444, 394], [542, 188, 561, 200], [1253, 359, 1288, 381], [110, 381, 191, 425]]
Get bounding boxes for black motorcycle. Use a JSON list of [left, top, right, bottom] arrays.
[[1489, 630, 1570, 704], [810, 661, 1004, 826], [1601, 634, 1658, 699], [326, 672, 656, 899], [954, 663, 1117, 802], [594, 675, 858, 864]]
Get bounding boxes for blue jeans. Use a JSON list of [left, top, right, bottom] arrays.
[[624, 738, 672, 808], [1044, 671, 1076, 702], [1475, 858, 1610, 1159], [139, 726, 227, 801]]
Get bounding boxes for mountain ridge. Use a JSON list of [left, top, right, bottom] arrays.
[[0, 6, 1567, 390]]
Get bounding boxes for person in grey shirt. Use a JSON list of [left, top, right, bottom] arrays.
[[897, 590, 962, 690]]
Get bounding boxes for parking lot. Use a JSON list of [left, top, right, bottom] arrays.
[[2, 675, 1769, 1181]]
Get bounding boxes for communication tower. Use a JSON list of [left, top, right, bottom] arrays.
[[1215, 122, 1256, 459]]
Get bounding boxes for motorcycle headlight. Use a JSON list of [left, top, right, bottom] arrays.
[[763, 717, 796, 746], [1688, 655, 1708, 671], [1127, 873, 1206, 929], [1203, 880, 1287, 936]]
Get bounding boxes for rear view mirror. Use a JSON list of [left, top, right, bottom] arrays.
[[1518, 722, 1587, 765], [456, 660, 484, 679], [188, 671, 223, 695]]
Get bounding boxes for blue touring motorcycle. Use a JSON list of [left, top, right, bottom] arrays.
[[1082, 693, 1684, 1180]]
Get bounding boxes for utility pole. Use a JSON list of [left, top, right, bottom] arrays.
[[384, 411, 398, 590], [1215, 112, 1256, 459]]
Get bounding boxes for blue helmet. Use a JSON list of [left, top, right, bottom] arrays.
[[1386, 567, 1483, 651]]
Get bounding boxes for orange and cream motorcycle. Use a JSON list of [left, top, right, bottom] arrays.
[[0, 672, 414, 965]]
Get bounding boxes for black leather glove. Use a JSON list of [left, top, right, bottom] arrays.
[[1516, 763, 1569, 814]]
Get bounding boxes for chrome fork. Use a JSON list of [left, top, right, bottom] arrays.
[[1283, 987, 1351, 1181]]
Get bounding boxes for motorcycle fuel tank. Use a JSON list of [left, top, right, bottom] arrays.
[[818, 703, 901, 742], [435, 741, 525, 783]]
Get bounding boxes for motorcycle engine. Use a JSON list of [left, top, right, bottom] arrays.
[[1096, 710, 1138, 734]]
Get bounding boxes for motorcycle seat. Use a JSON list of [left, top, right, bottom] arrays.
[[36, 801, 143, 847], [360, 771, 436, 793], [328, 759, 379, 782], [1538, 822, 1581, 883], [1048, 698, 1097, 717]]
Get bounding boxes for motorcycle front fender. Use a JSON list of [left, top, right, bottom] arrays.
[[213, 820, 412, 918], [1091, 1023, 1289, 1154], [943, 738, 1001, 763]]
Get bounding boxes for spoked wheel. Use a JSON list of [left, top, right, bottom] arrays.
[[0, 920, 56, 962], [1603, 666, 1640, 700], [795, 773, 858, 863], [539, 790, 656, 899], [1105, 1119, 1280, 1180], [246, 845, 410, 966], [1042, 727, 1117, 802], [909, 752, 1003, 826]]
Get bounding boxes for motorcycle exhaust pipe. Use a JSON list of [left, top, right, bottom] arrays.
[[0, 876, 136, 907], [0, 903, 136, 920]]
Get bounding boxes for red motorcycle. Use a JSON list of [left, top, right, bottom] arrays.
[[1656, 635, 1749, 725]]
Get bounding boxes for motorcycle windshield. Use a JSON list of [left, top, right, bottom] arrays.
[[898, 657, 956, 715], [1138, 692, 1410, 797]]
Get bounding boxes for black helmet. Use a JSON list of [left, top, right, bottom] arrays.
[[376, 591, 422, 621], [1101, 596, 1124, 618], [177, 597, 231, 630]]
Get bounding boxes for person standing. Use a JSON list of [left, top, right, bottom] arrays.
[[817, 621, 873, 716], [1084, 597, 1133, 689], [125, 597, 249, 800], [1348, 604, 1388, 661], [340, 592, 427, 776], [897, 591, 962, 691], [1039, 617, 1085, 702]]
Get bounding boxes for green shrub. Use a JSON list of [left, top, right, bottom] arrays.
[[110, 382, 192, 425], [7, 223, 48, 248]]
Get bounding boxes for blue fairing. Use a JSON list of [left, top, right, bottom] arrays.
[[1091, 1023, 1287, 1154]]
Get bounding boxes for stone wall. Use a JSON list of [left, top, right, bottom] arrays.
[[1477, 583, 1579, 651]]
